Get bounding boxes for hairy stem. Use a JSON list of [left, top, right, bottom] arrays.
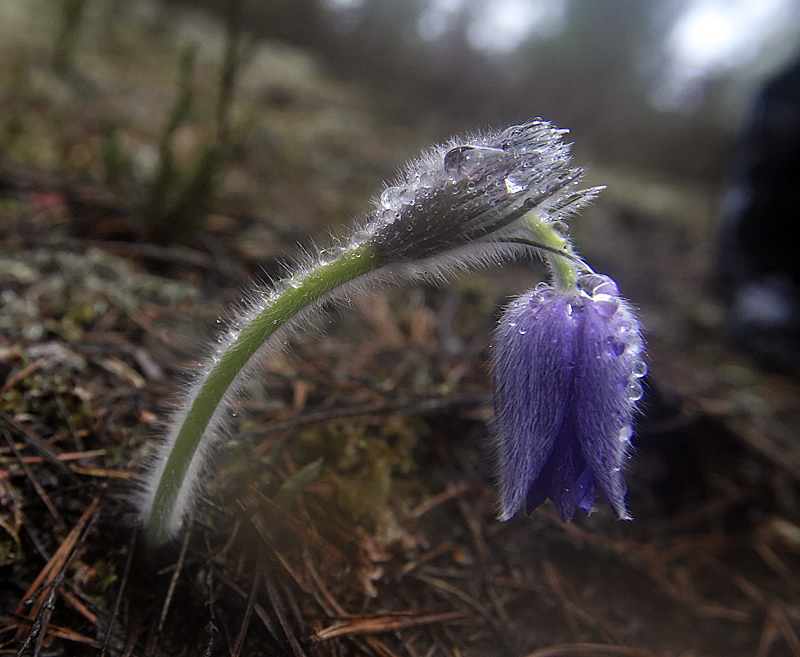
[[145, 244, 379, 544], [522, 214, 578, 291]]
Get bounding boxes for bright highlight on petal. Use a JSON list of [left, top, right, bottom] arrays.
[[491, 274, 645, 521]]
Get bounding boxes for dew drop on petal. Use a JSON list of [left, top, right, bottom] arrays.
[[578, 273, 620, 298], [593, 299, 620, 318], [627, 380, 644, 402], [605, 336, 626, 357], [632, 360, 648, 378]]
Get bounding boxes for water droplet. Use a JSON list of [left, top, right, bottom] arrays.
[[419, 172, 435, 188], [522, 154, 540, 167], [398, 186, 415, 205], [535, 288, 557, 303], [518, 326, 528, 335], [443, 145, 493, 178], [380, 187, 401, 208], [605, 336, 626, 357], [578, 274, 619, 298], [632, 360, 648, 378], [627, 380, 644, 402], [619, 425, 633, 443], [504, 170, 528, 194], [593, 299, 620, 318]]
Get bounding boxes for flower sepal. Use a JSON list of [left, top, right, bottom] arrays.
[[491, 274, 646, 522]]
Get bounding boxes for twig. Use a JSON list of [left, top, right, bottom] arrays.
[[0, 359, 43, 395], [213, 567, 281, 642], [310, 610, 468, 643], [231, 557, 261, 657], [263, 573, 307, 657], [101, 528, 138, 657], [247, 485, 345, 562], [14, 490, 104, 653], [407, 481, 481, 519], [771, 604, 800, 657], [157, 526, 192, 634], [250, 393, 491, 453], [1, 439, 70, 524], [414, 572, 510, 652], [15, 491, 103, 622], [0, 412, 72, 476], [542, 560, 581, 642], [523, 643, 659, 657]]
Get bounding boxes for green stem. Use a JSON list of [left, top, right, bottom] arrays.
[[521, 214, 578, 291], [145, 244, 379, 544]]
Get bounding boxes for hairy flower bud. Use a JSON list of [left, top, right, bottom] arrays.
[[360, 120, 594, 268], [491, 274, 646, 521]]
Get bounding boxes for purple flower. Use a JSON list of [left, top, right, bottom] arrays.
[[491, 274, 646, 522]]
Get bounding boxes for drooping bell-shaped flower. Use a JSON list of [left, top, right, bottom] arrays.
[[491, 274, 646, 522]]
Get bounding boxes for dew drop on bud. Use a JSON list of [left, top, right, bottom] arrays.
[[380, 187, 401, 209], [419, 172, 435, 188], [505, 170, 528, 194], [444, 145, 488, 178], [632, 360, 648, 378], [398, 186, 415, 205]]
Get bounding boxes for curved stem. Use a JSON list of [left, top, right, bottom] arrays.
[[145, 244, 379, 544], [521, 214, 579, 291]]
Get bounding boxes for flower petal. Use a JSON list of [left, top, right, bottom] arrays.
[[492, 290, 578, 519], [572, 294, 643, 519]]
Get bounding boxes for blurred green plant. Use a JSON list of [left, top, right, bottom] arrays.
[[139, 0, 250, 245], [53, 0, 91, 74]]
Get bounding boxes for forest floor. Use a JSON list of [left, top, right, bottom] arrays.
[[1, 2, 799, 656]]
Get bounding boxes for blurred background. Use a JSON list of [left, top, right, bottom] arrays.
[[171, 0, 800, 179]]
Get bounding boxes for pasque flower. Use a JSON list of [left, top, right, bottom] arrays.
[[140, 120, 602, 544], [491, 274, 646, 522]]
